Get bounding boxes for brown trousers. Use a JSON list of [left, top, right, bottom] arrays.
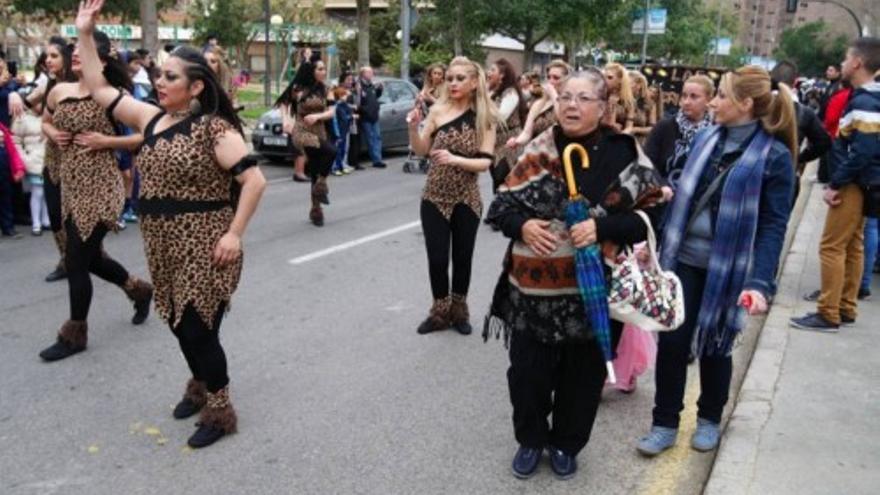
[[817, 184, 865, 324]]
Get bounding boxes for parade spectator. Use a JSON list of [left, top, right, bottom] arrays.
[[0, 57, 23, 238], [485, 67, 665, 480], [791, 38, 880, 330], [639, 65, 796, 457], [11, 87, 48, 235], [331, 84, 355, 176], [603, 63, 635, 134], [629, 70, 658, 143], [420, 63, 445, 108], [356, 66, 386, 168], [644, 74, 715, 188]]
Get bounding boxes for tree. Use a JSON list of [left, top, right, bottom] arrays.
[[11, 0, 172, 21], [189, 0, 252, 50], [549, 0, 639, 66], [774, 21, 848, 77], [475, 0, 556, 69], [356, 0, 370, 67], [140, 0, 158, 54]]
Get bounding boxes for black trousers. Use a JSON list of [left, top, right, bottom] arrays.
[[507, 322, 622, 456], [65, 219, 130, 321], [420, 200, 480, 299], [652, 263, 733, 428], [171, 303, 229, 393], [0, 148, 14, 234], [305, 141, 336, 180], [42, 168, 63, 234]]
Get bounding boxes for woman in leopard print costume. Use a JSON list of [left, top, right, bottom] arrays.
[[276, 58, 336, 226], [75, 0, 267, 449], [407, 57, 498, 335], [38, 30, 154, 363]]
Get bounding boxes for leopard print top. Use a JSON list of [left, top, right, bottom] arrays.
[[44, 140, 61, 184], [53, 96, 124, 241], [135, 114, 242, 328], [493, 88, 523, 172], [293, 90, 329, 150], [422, 109, 483, 220], [532, 104, 556, 138]]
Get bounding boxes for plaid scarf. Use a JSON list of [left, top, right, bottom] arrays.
[[660, 125, 773, 357], [668, 110, 713, 187]]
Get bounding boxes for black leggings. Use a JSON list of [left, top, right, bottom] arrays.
[[305, 141, 336, 180], [171, 303, 229, 393], [420, 200, 480, 299], [43, 169, 62, 234], [65, 219, 130, 321]]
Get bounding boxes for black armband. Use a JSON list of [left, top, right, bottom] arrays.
[[230, 155, 258, 176], [475, 152, 495, 161]]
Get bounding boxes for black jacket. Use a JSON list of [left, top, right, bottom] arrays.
[[644, 116, 679, 178], [357, 78, 383, 123], [795, 102, 831, 167]]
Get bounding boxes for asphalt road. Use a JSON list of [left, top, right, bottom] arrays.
[[0, 153, 711, 494]]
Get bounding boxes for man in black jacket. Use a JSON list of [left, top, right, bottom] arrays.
[[357, 67, 386, 168]]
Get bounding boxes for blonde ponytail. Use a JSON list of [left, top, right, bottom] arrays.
[[720, 66, 798, 159]]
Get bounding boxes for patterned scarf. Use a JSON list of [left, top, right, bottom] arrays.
[[668, 110, 713, 187], [659, 125, 773, 357]]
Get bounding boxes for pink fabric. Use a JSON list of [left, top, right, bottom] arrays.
[[0, 122, 25, 182], [609, 324, 657, 392]]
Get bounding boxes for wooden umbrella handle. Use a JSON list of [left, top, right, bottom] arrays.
[[562, 143, 590, 200]]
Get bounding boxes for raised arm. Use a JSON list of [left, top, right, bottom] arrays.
[[75, 0, 159, 132], [407, 103, 437, 156]]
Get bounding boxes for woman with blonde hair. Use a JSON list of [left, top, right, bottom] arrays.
[[407, 56, 498, 336], [629, 70, 657, 142], [420, 63, 446, 108], [506, 59, 571, 150], [638, 66, 797, 457], [604, 63, 635, 133], [204, 46, 237, 105]]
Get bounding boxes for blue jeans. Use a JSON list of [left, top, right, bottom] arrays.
[[360, 120, 382, 164], [862, 217, 878, 290], [333, 134, 349, 172]]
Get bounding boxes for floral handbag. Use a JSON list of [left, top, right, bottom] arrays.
[[607, 210, 685, 332]]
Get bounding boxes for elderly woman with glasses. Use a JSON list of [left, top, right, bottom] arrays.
[[484, 68, 668, 480]]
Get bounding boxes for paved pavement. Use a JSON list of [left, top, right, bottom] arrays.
[[0, 153, 831, 495], [706, 185, 880, 495]]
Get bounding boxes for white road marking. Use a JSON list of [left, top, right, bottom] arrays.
[[288, 220, 421, 265]]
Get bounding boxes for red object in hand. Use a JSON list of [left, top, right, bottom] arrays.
[[741, 293, 753, 310]]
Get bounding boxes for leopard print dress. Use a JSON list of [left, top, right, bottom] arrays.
[[44, 140, 62, 184], [292, 90, 328, 151], [422, 109, 482, 220], [531, 104, 556, 138], [135, 114, 242, 329], [492, 88, 523, 189], [53, 96, 124, 241]]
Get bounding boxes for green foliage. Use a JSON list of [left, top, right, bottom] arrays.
[[188, 0, 252, 48], [10, 0, 174, 21], [774, 21, 848, 77]]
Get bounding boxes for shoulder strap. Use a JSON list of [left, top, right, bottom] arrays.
[[144, 110, 166, 138], [684, 163, 734, 234]]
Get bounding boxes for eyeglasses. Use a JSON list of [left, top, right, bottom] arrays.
[[557, 93, 602, 106]]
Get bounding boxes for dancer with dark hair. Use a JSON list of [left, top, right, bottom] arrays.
[[38, 29, 154, 363], [276, 56, 336, 226], [75, 0, 266, 448], [487, 58, 526, 191]]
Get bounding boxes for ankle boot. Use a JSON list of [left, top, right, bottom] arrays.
[[39, 320, 88, 361], [449, 293, 473, 335], [189, 386, 237, 449], [417, 297, 452, 334], [313, 177, 330, 205], [173, 378, 207, 419], [45, 231, 68, 282], [124, 277, 154, 325]]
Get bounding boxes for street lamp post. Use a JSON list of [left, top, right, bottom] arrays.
[[271, 15, 284, 96], [263, 0, 271, 106]]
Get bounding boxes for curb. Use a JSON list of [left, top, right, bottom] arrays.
[[703, 181, 825, 494]]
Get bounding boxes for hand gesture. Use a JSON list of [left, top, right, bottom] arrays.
[[823, 188, 841, 207], [522, 219, 558, 256], [76, 0, 105, 36], [302, 114, 319, 126], [74, 131, 109, 150], [429, 149, 457, 166], [9, 92, 26, 119], [406, 104, 423, 127], [213, 232, 242, 267], [51, 129, 73, 147], [570, 219, 597, 248]]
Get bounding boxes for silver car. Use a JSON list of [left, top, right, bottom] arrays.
[[251, 76, 419, 161]]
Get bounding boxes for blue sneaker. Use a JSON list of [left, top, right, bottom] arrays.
[[789, 312, 839, 333], [511, 446, 541, 479], [547, 446, 577, 480], [691, 418, 721, 452], [637, 426, 678, 456], [122, 207, 138, 223]]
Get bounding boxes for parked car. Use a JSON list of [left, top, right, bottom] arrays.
[[251, 76, 419, 162]]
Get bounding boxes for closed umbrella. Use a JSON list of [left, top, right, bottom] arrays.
[[562, 143, 616, 384]]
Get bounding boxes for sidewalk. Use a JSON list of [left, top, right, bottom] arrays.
[[706, 185, 880, 494]]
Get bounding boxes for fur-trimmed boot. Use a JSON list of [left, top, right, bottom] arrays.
[[173, 378, 207, 419], [45, 231, 67, 282], [123, 277, 154, 325], [39, 320, 88, 362], [309, 184, 325, 227], [417, 296, 452, 334], [449, 293, 473, 335], [188, 386, 238, 449]]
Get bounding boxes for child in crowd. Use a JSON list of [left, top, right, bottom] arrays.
[[331, 85, 355, 176]]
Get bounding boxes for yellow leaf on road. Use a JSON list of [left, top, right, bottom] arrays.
[[87, 444, 100, 454]]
